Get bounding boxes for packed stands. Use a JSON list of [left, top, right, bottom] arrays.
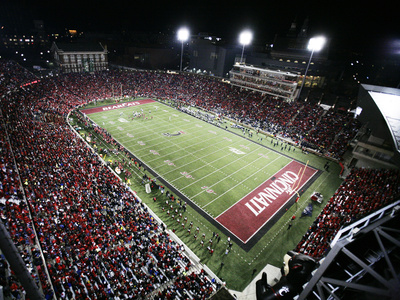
[[0, 60, 390, 298], [1, 62, 220, 298], [5, 66, 360, 160], [295, 168, 400, 259]]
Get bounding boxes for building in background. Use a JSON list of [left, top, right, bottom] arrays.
[[51, 42, 108, 73], [185, 21, 332, 103], [229, 64, 299, 102], [187, 33, 238, 77]]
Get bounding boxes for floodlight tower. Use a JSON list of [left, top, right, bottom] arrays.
[[239, 30, 253, 63], [298, 36, 326, 100], [177, 27, 190, 72]]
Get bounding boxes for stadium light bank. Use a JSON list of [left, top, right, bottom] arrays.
[[177, 27, 190, 72], [298, 36, 326, 101], [239, 30, 253, 63]]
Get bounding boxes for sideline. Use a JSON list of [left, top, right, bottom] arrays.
[[67, 109, 226, 289]]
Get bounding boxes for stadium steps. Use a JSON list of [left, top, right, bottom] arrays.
[[308, 108, 327, 133], [326, 127, 343, 153], [302, 109, 328, 150], [287, 103, 305, 126], [260, 94, 268, 104], [146, 262, 218, 299]]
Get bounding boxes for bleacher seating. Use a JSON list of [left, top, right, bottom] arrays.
[[295, 168, 400, 259], [0, 60, 390, 298]]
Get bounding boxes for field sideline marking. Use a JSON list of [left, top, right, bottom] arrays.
[[202, 155, 283, 208], [86, 114, 251, 262], [115, 113, 231, 162], [154, 142, 232, 172], [176, 145, 264, 187], [248, 170, 331, 265], [94, 104, 290, 219], [117, 117, 209, 149], [88, 102, 321, 254], [105, 115, 210, 154], [111, 108, 268, 183], [168, 151, 235, 184], [148, 137, 229, 165]]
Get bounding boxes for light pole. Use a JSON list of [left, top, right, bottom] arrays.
[[298, 36, 326, 100], [177, 27, 190, 72], [239, 30, 252, 63]]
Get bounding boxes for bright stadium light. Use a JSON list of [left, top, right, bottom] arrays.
[[239, 30, 253, 63], [298, 36, 326, 100], [308, 36, 326, 52], [177, 27, 190, 72]]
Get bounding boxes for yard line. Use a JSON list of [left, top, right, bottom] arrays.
[[146, 135, 256, 175], [201, 155, 283, 208], [101, 113, 235, 176], [156, 141, 234, 175], [117, 119, 207, 145], [117, 118, 223, 158], [136, 133, 227, 164], [142, 134, 226, 163], [149, 133, 246, 167], [108, 121, 215, 160], [178, 146, 263, 188], [118, 110, 244, 165], [107, 106, 222, 148], [107, 121, 200, 146]]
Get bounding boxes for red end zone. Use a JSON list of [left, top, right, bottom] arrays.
[[215, 160, 317, 243], [81, 99, 156, 114]]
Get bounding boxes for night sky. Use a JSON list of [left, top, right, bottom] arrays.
[[6, 0, 400, 54]]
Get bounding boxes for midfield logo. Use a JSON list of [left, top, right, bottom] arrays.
[[162, 131, 185, 137]]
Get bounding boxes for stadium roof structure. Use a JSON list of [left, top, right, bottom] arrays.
[[357, 84, 400, 156], [298, 200, 400, 300]]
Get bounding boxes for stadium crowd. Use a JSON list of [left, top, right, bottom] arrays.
[[0, 59, 395, 298], [295, 168, 400, 259], [1, 61, 218, 298], [2, 60, 363, 162]]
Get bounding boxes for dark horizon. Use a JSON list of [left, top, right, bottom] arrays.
[[1, 0, 399, 57]]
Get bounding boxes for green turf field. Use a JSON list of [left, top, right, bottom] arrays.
[[88, 102, 292, 216], [76, 98, 344, 291]]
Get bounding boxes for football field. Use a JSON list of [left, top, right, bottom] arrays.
[[82, 99, 319, 246]]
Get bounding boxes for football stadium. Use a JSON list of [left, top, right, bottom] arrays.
[[1, 60, 400, 300]]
